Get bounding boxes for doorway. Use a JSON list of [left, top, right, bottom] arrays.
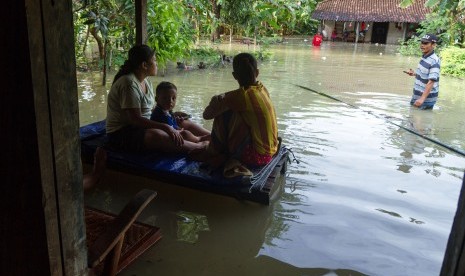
[[371, 22, 389, 44]]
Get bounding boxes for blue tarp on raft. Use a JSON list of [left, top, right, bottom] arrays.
[[80, 120, 289, 204]]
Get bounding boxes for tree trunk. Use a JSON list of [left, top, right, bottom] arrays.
[[82, 26, 90, 60], [102, 39, 108, 86], [198, 19, 202, 44], [89, 27, 104, 60], [210, 0, 221, 41]]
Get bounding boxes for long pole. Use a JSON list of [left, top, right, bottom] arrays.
[[294, 84, 465, 158]]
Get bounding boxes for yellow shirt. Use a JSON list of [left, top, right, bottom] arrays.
[[203, 82, 278, 156]]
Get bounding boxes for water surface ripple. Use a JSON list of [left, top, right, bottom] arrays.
[[82, 42, 465, 276]]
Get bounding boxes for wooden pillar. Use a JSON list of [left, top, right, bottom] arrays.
[[402, 23, 408, 41], [441, 172, 465, 276], [135, 0, 148, 45], [1, 0, 87, 275]]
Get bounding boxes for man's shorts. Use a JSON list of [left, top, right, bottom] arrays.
[[410, 99, 435, 110]]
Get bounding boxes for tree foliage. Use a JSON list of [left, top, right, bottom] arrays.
[[73, 0, 321, 71], [220, 0, 319, 38], [398, 1, 465, 77], [400, 0, 465, 46], [147, 0, 195, 68]]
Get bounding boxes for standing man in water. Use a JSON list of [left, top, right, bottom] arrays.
[[405, 34, 441, 110]]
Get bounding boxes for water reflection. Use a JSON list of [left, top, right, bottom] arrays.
[[394, 108, 433, 173], [176, 211, 210, 243], [80, 42, 465, 276]]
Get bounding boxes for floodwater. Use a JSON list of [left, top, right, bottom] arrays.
[[81, 41, 465, 276]]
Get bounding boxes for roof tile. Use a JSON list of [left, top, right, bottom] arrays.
[[312, 0, 431, 22]]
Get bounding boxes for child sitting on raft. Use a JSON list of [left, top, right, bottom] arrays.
[[150, 81, 210, 144], [191, 52, 279, 169]]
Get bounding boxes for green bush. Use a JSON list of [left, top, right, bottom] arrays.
[[440, 47, 465, 78], [398, 36, 445, 57], [186, 46, 223, 68], [147, 0, 195, 69], [397, 37, 422, 57], [254, 48, 273, 61], [257, 35, 282, 45]]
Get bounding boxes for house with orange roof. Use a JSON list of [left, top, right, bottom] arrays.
[[312, 0, 431, 44]]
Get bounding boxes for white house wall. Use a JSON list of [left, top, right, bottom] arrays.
[[386, 22, 406, 44]]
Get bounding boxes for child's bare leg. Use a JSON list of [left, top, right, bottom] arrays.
[[145, 129, 206, 153], [181, 140, 208, 152], [179, 120, 211, 136], [180, 129, 201, 143], [197, 134, 211, 142], [177, 130, 209, 151]]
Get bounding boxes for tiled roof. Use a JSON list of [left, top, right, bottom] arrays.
[[312, 0, 431, 23]]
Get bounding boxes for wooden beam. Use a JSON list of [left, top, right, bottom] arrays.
[[1, 1, 52, 274], [38, 0, 87, 273], [441, 172, 465, 276], [24, 0, 64, 274], [1, 0, 87, 274], [135, 0, 148, 45]]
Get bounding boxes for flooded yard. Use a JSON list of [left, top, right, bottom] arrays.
[[81, 41, 465, 276]]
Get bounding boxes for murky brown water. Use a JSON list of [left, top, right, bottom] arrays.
[[81, 41, 465, 276]]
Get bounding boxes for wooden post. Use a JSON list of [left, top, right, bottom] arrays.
[[402, 23, 408, 41], [441, 172, 465, 276], [135, 0, 148, 45], [1, 3, 52, 274], [1, 0, 87, 275]]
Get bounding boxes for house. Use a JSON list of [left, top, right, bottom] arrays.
[[311, 0, 431, 44]]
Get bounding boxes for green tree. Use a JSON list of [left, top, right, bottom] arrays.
[[262, 0, 319, 36], [74, 0, 136, 84], [219, 0, 255, 39], [398, 1, 465, 77], [147, 0, 195, 69], [400, 0, 464, 46], [220, 0, 319, 41], [73, 0, 323, 76]]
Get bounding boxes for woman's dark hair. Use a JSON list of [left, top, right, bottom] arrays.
[[233, 52, 257, 87], [155, 81, 177, 96], [113, 44, 155, 84]]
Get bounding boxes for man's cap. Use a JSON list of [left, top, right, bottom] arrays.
[[421, 34, 438, 43]]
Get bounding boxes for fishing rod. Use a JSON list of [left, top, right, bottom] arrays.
[[294, 84, 465, 158]]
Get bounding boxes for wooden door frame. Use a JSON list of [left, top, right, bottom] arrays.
[[2, 0, 87, 274]]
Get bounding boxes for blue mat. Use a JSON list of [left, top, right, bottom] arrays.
[[80, 120, 289, 204]]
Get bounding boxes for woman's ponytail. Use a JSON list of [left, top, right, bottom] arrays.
[[113, 44, 155, 84]]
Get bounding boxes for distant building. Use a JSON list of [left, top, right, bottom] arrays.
[[312, 0, 431, 44]]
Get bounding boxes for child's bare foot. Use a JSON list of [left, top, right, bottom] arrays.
[[199, 140, 210, 148], [199, 134, 211, 142]]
